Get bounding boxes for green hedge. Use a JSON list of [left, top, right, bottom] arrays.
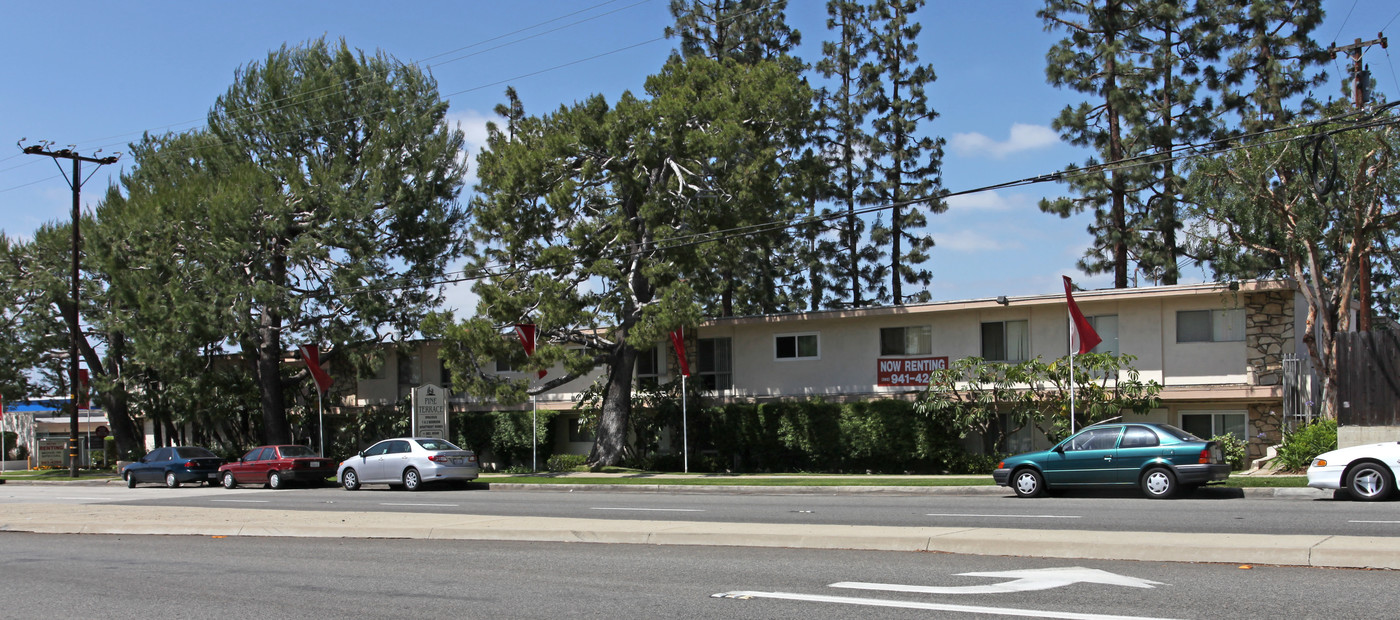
[[685, 399, 983, 474]]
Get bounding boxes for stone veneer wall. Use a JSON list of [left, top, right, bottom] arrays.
[[1245, 291, 1294, 461], [1247, 404, 1282, 461], [1246, 290, 1293, 387]]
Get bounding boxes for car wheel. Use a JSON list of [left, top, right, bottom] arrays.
[[269, 471, 285, 490], [341, 468, 360, 491], [1140, 468, 1177, 499], [403, 467, 422, 492], [1346, 462, 1395, 501], [125, 471, 136, 488], [222, 472, 237, 489], [165, 472, 181, 489], [1011, 468, 1044, 498]]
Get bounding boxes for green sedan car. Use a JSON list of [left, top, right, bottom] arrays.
[[992, 422, 1231, 499]]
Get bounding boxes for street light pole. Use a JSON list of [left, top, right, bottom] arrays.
[[21, 142, 119, 477]]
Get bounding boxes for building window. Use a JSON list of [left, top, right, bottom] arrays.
[[775, 332, 819, 361], [881, 326, 932, 356], [981, 320, 1029, 362], [636, 346, 661, 387], [398, 353, 420, 386], [1181, 411, 1247, 441], [1177, 308, 1245, 343], [1088, 315, 1119, 355], [495, 357, 515, 373], [568, 417, 595, 443], [698, 337, 732, 391]]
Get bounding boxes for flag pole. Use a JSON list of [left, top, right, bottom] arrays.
[[531, 393, 537, 473], [1069, 325, 1076, 435], [317, 388, 325, 457], [681, 328, 689, 474]]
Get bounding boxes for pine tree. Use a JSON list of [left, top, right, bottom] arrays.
[[858, 0, 946, 305], [816, 0, 880, 308], [666, 0, 815, 315], [1040, 0, 1153, 288]]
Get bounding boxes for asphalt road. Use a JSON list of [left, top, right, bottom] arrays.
[[21, 482, 1399, 539], [2, 532, 1394, 619]]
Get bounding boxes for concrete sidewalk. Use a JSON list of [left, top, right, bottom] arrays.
[[1, 499, 1395, 571]]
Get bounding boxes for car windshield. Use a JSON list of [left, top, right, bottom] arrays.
[[415, 439, 460, 451], [1154, 424, 1202, 442], [280, 446, 316, 457], [175, 447, 217, 459]]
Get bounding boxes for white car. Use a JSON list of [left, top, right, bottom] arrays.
[[1307, 442, 1400, 501], [338, 437, 480, 491]]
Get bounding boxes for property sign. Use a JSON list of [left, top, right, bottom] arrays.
[[877, 356, 948, 387], [412, 383, 448, 439], [36, 438, 66, 468]]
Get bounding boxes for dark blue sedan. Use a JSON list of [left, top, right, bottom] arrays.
[[992, 422, 1231, 499], [122, 446, 225, 488]]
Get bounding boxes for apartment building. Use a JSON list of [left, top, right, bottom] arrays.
[[348, 279, 1309, 460]]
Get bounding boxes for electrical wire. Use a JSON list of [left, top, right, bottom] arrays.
[[2, 0, 656, 184], [318, 104, 1400, 301]]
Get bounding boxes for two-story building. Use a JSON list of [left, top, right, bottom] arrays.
[[344, 279, 1313, 461]]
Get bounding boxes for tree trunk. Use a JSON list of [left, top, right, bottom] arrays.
[[588, 344, 637, 468], [253, 308, 292, 445]]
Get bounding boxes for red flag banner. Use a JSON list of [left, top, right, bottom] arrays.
[[669, 329, 691, 377], [1063, 276, 1102, 355], [300, 344, 334, 395], [78, 368, 90, 409], [514, 324, 547, 379]]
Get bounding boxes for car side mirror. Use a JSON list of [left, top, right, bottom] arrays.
[[358, 450, 365, 458], [1052, 445, 1065, 454]]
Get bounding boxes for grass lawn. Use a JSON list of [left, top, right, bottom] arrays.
[[0, 468, 117, 480]]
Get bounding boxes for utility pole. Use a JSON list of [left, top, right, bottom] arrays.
[[20, 142, 119, 478], [1329, 34, 1388, 332]]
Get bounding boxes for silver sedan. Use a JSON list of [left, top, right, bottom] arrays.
[[337, 437, 480, 491]]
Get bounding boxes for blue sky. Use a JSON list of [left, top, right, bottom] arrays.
[[3, 0, 1399, 315]]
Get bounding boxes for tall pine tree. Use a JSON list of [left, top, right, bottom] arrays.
[[858, 0, 946, 305]]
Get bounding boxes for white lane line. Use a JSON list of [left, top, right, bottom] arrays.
[[380, 503, 459, 507], [1349, 520, 1400, 524], [711, 591, 1182, 620], [925, 513, 1081, 519], [211, 499, 271, 503], [590, 507, 705, 512], [54, 497, 109, 501]]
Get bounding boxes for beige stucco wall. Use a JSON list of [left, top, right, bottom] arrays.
[[1339, 425, 1400, 448]]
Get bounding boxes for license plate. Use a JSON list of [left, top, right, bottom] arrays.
[[309, 461, 320, 468], [450, 458, 462, 465], [208, 473, 219, 480]]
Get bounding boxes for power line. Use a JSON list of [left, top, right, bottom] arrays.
[[0, 0, 656, 184], [324, 105, 1400, 301]]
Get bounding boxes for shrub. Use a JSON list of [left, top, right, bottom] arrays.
[[1211, 434, 1249, 470], [1274, 418, 1338, 472], [545, 453, 587, 472]]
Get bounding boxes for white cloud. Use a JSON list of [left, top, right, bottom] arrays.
[[935, 229, 1022, 253], [946, 190, 1036, 212], [950, 123, 1060, 159], [448, 109, 500, 183]]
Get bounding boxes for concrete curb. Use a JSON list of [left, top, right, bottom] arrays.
[[0, 503, 1393, 570], [0, 477, 1334, 499]]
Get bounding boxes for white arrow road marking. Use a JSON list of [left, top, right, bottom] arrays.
[[210, 499, 270, 503], [589, 507, 705, 512], [832, 567, 1163, 595], [711, 591, 1183, 620], [925, 513, 1081, 519]]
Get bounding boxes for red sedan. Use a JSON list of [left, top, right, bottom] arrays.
[[219, 445, 336, 489]]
